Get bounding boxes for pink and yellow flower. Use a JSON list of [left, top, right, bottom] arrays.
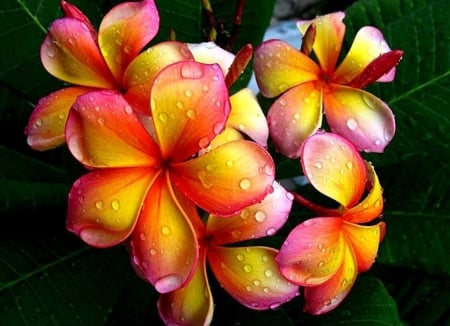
[[65, 61, 275, 293], [26, 0, 193, 151], [276, 132, 385, 314], [254, 12, 403, 158], [158, 182, 299, 325]]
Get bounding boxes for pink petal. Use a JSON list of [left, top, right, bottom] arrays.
[[98, 0, 159, 82], [254, 39, 320, 98], [343, 162, 384, 224], [25, 86, 91, 151], [67, 167, 158, 248], [158, 247, 214, 326], [188, 41, 235, 76], [208, 245, 299, 310], [131, 172, 199, 293], [297, 12, 345, 73], [60, 1, 96, 34], [123, 41, 194, 114], [324, 85, 396, 153], [301, 132, 367, 208], [303, 241, 357, 315], [276, 217, 345, 286], [41, 18, 116, 88], [334, 26, 397, 84], [171, 140, 275, 216], [343, 221, 385, 272], [228, 88, 269, 146], [267, 81, 322, 158], [207, 181, 293, 244], [66, 90, 161, 168]]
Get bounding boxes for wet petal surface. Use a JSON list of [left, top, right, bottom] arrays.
[[208, 246, 299, 310], [324, 85, 396, 153], [171, 140, 275, 216], [301, 132, 366, 208], [66, 90, 161, 168], [67, 167, 158, 247]]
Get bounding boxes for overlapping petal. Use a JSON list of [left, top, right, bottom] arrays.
[[131, 172, 199, 293], [268, 82, 322, 158], [301, 132, 366, 208], [207, 182, 292, 244], [41, 18, 116, 88], [208, 245, 299, 310], [150, 61, 230, 161], [188, 41, 235, 76], [334, 26, 395, 84], [254, 40, 320, 98], [60, 0, 96, 33], [26, 86, 91, 151], [343, 162, 384, 223], [123, 41, 194, 114], [67, 167, 159, 247], [343, 221, 385, 272], [276, 217, 345, 286], [324, 85, 396, 153], [297, 12, 345, 73], [170, 140, 275, 216], [158, 247, 213, 326], [303, 242, 357, 315], [227, 88, 269, 146], [66, 90, 161, 168], [98, 0, 159, 82]]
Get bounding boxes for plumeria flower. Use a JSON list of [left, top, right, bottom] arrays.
[[276, 132, 386, 314], [26, 0, 193, 151], [254, 12, 403, 158], [158, 182, 299, 325], [65, 61, 275, 294], [188, 41, 269, 147]]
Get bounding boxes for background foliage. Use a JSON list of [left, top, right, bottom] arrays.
[[0, 0, 449, 325]]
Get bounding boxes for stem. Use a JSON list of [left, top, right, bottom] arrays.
[[202, 0, 217, 42], [227, 0, 246, 51], [293, 193, 341, 217]]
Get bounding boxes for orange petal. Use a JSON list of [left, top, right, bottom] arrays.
[[303, 241, 357, 315], [342, 221, 385, 272], [225, 44, 253, 88], [227, 88, 269, 146], [207, 182, 293, 244], [206, 126, 244, 151], [324, 85, 396, 153], [66, 90, 161, 168], [334, 26, 396, 84], [208, 245, 299, 310], [268, 82, 322, 158], [131, 172, 199, 293], [150, 61, 230, 161], [254, 39, 320, 98], [343, 162, 384, 223], [297, 12, 345, 73], [66, 167, 159, 248], [301, 132, 366, 208], [123, 41, 194, 114], [158, 247, 214, 325], [98, 0, 159, 82], [171, 140, 275, 216], [276, 217, 345, 286], [41, 18, 116, 88], [25, 86, 91, 151]]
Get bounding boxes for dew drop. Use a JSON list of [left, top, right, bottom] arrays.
[[213, 122, 223, 135], [253, 279, 261, 286], [111, 199, 120, 210], [263, 287, 270, 293], [155, 274, 183, 293], [46, 47, 56, 58], [374, 138, 382, 146], [239, 178, 252, 190], [254, 210, 267, 222], [186, 109, 196, 119], [231, 229, 242, 238], [279, 98, 287, 106], [266, 227, 276, 236], [278, 83, 289, 92], [161, 225, 171, 236], [198, 137, 209, 148], [158, 112, 168, 123], [184, 89, 193, 97], [243, 264, 253, 273], [346, 161, 354, 170], [318, 261, 325, 267], [314, 161, 323, 169], [270, 302, 281, 310], [35, 118, 43, 127], [97, 117, 105, 125], [261, 255, 269, 262], [95, 200, 104, 210], [236, 254, 245, 261], [124, 105, 133, 115], [346, 118, 358, 131], [150, 248, 157, 256], [176, 100, 184, 109], [181, 64, 204, 79], [226, 160, 234, 167], [264, 268, 274, 277], [246, 285, 253, 292]]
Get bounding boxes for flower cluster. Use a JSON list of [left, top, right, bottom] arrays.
[[26, 1, 402, 324]]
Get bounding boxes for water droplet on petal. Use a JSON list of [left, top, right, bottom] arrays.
[[176, 100, 184, 109], [186, 109, 196, 119], [95, 200, 104, 210], [46, 47, 56, 58], [198, 137, 210, 148], [254, 210, 267, 222], [184, 89, 193, 97], [111, 199, 120, 210], [266, 227, 276, 236], [161, 225, 171, 235], [246, 285, 253, 292], [243, 264, 253, 273], [181, 63, 204, 79], [158, 112, 168, 123], [236, 254, 245, 261], [264, 268, 273, 277], [140, 232, 146, 241], [346, 118, 358, 131], [314, 161, 323, 169], [270, 302, 281, 310], [124, 105, 133, 115], [154, 274, 183, 293], [346, 161, 354, 170], [239, 178, 252, 190]]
